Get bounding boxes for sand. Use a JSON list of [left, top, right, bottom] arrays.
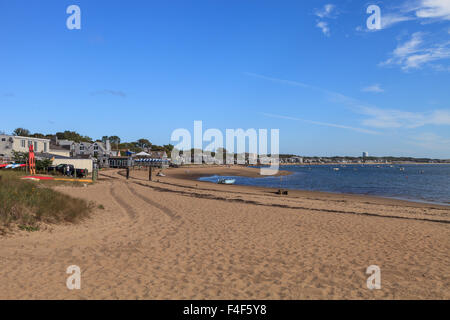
[[0, 166, 449, 299]]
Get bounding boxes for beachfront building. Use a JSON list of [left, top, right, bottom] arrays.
[[108, 156, 131, 168], [53, 138, 114, 167], [0, 135, 50, 158], [58, 140, 112, 158], [133, 151, 169, 168], [0, 134, 73, 160], [286, 156, 303, 164]]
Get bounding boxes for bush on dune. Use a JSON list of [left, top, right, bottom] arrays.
[[0, 171, 91, 231]]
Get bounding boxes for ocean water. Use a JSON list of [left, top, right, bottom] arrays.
[[198, 164, 450, 205]]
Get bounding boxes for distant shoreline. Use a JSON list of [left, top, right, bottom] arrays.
[[278, 162, 450, 166], [162, 165, 449, 209]]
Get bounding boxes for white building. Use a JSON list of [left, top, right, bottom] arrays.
[[0, 135, 76, 159], [0, 135, 50, 157], [362, 152, 369, 158]]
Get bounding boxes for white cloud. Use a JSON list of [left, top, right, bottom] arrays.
[[315, 4, 336, 18], [409, 132, 450, 151], [363, 0, 450, 31], [413, 0, 450, 20], [359, 106, 450, 128], [381, 32, 450, 70], [261, 112, 380, 135], [246, 72, 450, 132], [431, 63, 450, 71], [381, 14, 415, 29], [362, 84, 385, 93], [315, 4, 338, 36], [355, 13, 413, 32], [316, 21, 330, 36]]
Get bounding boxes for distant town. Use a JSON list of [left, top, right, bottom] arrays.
[[1, 128, 449, 174]]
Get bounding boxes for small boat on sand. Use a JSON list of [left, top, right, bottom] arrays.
[[218, 178, 236, 185]]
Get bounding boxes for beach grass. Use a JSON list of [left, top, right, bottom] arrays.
[[0, 171, 92, 232]]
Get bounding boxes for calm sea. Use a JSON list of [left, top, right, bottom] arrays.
[[199, 164, 450, 205]]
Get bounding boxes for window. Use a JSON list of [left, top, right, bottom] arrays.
[[80, 145, 85, 151], [28, 141, 32, 148], [1, 138, 5, 142], [21, 140, 25, 147], [34, 141, 38, 152], [44, 143, 48, 152], [94, 145, 98, 151]]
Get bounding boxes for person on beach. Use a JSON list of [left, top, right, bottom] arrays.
[[66, 165, 71, 177]]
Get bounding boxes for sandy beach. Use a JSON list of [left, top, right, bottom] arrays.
[[0, 166, 449, 299]]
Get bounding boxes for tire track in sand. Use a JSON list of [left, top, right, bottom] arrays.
[[124, 183, 186, 246], [109, 183, 137, 220], [109, 177, 185, 244], [125, 183, 181, 221]]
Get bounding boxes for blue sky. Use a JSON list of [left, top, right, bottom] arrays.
[[1, 0, 449, 158]]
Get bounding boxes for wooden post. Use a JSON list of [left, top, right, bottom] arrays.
[[149, 165, 152, 181], [92, 165, 98, 182]]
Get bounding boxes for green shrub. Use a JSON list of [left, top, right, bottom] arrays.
[[0, 171, 91, 229]]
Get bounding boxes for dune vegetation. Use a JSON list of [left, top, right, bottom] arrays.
[[0, 171, 91, 233]]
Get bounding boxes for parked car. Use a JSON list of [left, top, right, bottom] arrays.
[[48, 164, 88, 178]]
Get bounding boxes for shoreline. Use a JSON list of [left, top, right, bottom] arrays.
[[161, 165, 449, 209], [1, 168, 449, 299], [163, 165, 292, 180]]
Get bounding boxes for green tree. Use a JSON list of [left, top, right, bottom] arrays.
[[30, 132, 45, 139], [108, 136, 121, 149], [151, 145, 165, 151], [101, 136, 109, 144], [12, 151, 28, 163], [13, 128, 30, 137], [137, 139, 152, 149], [163, 144, 174, 157], [56, 131, 92, 143], [36, 158, 53, 171], [163, 144, 174, 152]]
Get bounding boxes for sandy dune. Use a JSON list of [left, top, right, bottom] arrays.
[[0, 167, 449, 299]]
